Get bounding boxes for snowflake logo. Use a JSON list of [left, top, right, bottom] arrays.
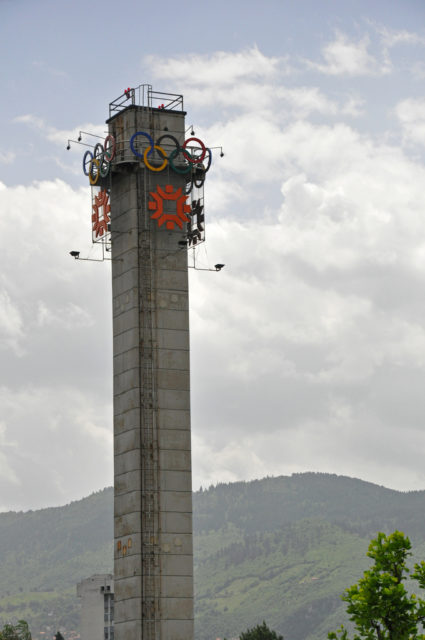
[[148, 184, 191, 230], [92, 189, 111, 238], [187, 199, 205, 246]]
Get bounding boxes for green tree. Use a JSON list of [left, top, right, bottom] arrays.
[[239, 621, 283, 640], [329, 531, 425, 640], [0, 621, 31, 640]]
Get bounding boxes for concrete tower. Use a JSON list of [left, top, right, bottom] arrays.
[[104, 87, 204, 640]]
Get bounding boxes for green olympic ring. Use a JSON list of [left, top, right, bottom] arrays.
[[169, 147, 193, 174]]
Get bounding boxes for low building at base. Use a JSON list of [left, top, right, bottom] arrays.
[[77, 574, 114, 640]]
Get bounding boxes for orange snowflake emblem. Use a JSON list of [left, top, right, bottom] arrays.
[[148, 184, 191, 230], [92, 189, 111, 238]]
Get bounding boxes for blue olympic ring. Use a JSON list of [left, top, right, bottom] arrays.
[[130, 132, 154, 158], [83, 150, 93, 177]]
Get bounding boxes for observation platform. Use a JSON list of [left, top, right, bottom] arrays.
[[108, 84, 185, 120]]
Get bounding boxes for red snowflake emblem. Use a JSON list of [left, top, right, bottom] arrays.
[[148, 184, 191, 230], [92, 189, 111, 238]]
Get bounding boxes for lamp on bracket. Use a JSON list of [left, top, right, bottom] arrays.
[[66, 139, 94, 150], [209, 146, 224, 158], [69, 249, 121, 263]]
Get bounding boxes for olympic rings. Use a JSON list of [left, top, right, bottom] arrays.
[[194, 166, 206, 189], [81, 130, 212, 182], [89, 158, 100, 185], [169, 147, 192, 175], [93, 143, 104, 162], [83, 150, 93, 176], [204, 148, 212, 173], [182, 137, 206, 164], [82, 135, 115, 181], [104, 135, 116, 162], [185, 175, 193, 195], [157, 135, 194, 174], [130, 132, 154, 158], [156, 134, 180, 149], [99, 154, 110, 178], [143, 145, 167, 172], [129, 131, 209, 174]]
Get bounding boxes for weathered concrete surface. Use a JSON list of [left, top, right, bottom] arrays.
[[109, 104, 194, 640]]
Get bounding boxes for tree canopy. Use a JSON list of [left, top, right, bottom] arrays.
[[0, 621, 32, 640], [329, 531, 425, 640], [239, 620, 283, 640]]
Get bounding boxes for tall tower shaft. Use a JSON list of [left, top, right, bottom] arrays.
[[107, 90, 194, 640]]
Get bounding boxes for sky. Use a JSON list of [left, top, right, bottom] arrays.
[[1, 0, 425, 510]]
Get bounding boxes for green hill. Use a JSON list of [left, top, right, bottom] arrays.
[[0, 488, 113, 635], [1, 474, 425, 640]]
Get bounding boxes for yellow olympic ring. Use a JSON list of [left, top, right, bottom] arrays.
[[143, 145, 167, 172], [89, 158, 100, 185]]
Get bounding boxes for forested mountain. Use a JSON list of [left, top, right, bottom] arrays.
[[1, 474, 425, 640]]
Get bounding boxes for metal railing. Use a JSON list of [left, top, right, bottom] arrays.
[[109, 84, 184, 118]]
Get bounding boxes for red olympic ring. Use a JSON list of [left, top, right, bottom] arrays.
[[182, 137, 206, 164], [104, 135, 116, 162]]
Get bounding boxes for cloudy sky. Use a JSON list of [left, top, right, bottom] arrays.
[[1, 0, 425, 510]]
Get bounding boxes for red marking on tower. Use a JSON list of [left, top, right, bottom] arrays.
[[92, 189, 111, 237], [149, 184, 191, 230]]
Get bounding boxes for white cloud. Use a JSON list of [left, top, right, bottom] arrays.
[[147, 49, 364, 120], [377, 26, 425, 49], [188, 106, 425, 493], [0, 289, 24, 354], [0, 178, 112, 508], [145, 46, 285, 87], [275, 86, 363, 119], [308, 32, 390, 76], [2, 37, 425, 509], [0, 422, 19, 486], [36, 301, 94, 330], [395, 97, 425, 146], [13, 114, 106, 148], [0, 385, 112, 510]]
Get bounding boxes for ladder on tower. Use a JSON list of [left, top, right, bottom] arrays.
[[139, 162, 160, 640]]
